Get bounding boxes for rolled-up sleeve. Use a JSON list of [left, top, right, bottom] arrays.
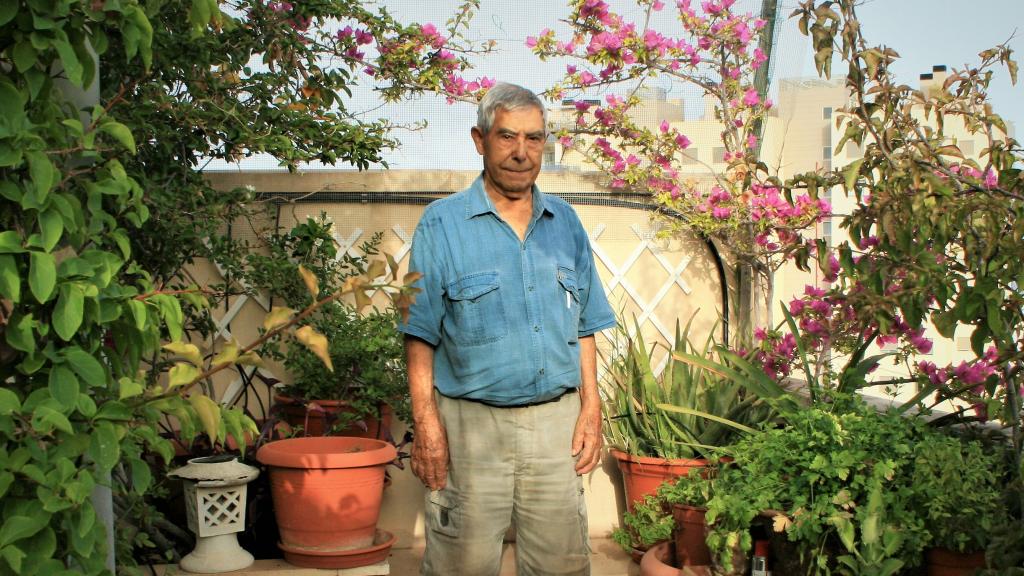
[[574, 218, 616, 337], [399, 209, 444, 346]]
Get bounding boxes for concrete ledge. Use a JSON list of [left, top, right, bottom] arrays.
[[153, 539, 638, 575]]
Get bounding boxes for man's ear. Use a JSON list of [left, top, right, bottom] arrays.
[[471, 126, 485, 155]]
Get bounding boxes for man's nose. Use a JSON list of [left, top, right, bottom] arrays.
[[511, 137, 528, 160]]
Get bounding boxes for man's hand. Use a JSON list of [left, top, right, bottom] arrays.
[[571, 399, 603, 475], [405, 335, 449, 490], [411, 412, 449, 490]]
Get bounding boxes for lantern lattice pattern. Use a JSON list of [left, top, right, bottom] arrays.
[[184, 483, 247, 537]]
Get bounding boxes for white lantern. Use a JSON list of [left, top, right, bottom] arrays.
[[168, 455, 259, 573]]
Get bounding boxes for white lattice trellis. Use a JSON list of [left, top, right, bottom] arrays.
[[589, 223, 699, 376]]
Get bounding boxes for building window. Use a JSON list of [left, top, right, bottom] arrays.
[[681, 149, 699, 164], [823, 106, 832, 120], [543, 145, 556, 165], [959, 140, 975, 155], [712, 147, 726, 163], [846, 141, 862, 158], [823, 146, 832, 160], [821, 219, 832, 245]]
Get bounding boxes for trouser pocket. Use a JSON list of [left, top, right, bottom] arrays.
[[426, 489, 460, 538]]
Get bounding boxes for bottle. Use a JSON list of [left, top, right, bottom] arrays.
[[751, 539, 770, 576]]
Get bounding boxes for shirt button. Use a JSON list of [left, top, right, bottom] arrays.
[[533, 325, 540, 332], [528, 286, 534, 291], [539, 368, 545, 375]]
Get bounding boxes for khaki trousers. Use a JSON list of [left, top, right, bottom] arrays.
[[421, 390, 591, 576]]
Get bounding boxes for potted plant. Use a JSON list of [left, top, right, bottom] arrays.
[[256, 435, 398, 568], [911, 431, 1010, 575], [244, 215, 411, 438], [695, 394, 938, 576], [618, 466, 716, 573], [603, 317, 777, 510]]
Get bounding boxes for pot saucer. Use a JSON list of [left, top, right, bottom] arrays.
[[280, 529, 396, 569]]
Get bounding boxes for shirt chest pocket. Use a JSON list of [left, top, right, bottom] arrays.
[[556, 266, 581, 344], [444, 272, 508, 346]]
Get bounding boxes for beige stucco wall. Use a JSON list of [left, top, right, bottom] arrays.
[[201, 168, 732, 548]]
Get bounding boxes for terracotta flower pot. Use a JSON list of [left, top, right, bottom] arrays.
[[640, 541, 712, 576], [610, 449, 709, 511], [274, 393, 392, 438], [926, 547, 986, 576], [256, 436, 397, 568], [671, 504, 712, 566]]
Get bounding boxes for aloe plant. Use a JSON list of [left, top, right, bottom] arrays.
[[601, 316, 780, 459]]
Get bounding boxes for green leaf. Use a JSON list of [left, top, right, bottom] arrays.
[[130, 457, 152, 492], [88, 421, 120, 473], [5, 313, 35, 354], [48, 365, 79, 409], [0, 144, 22, 167], [52, 283, 85, 341], [168, 362, 199, 389], [28, 251, 56, 303], [94, 401, 131, 422], [163, 341, 203, 368], [25, 151, 54, 203], [76, 506, 96, 539], [0, 231, 24, 253], [31, 404, 74, 435], [0, 472, 13, 500], [12, 41, 36, 73], [64, 347, 106, 388], [0, 545, 25, 574], [0, 254, 20, 303], [154, 295, 183, 341], [118, 377, 143, 400], [189, 0, 212, 37], [98, 121, 136, 154], [0, 80, 26, 137], [0, 2, 17, 26], [0, 388, 21, 415], [76, 394, 96, 418], [128, 299, 147, 330], [188, 393, 221, 443], [53, 36, 83, 87], [127, 7, 154, 70], [844, 158, 863, 192], [37, 209, 63, 252]]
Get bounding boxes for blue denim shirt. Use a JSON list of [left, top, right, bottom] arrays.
[[399, 176, 617, 406]]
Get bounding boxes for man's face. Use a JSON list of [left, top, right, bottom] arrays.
[[471, 106, 545, 200]]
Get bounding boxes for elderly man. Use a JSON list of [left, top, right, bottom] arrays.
[[399, 82, 616, 576]]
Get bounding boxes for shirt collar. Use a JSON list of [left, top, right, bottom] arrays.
[[465, 173, 554, 220]]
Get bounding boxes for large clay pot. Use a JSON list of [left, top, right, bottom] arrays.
[[610, 449, 708, 511], [256, 436, 397, 568], [671, 504, 712, 566], [926, 547, 986, 576], [274, 394, 392, 438], [640, 541, 712, 576]]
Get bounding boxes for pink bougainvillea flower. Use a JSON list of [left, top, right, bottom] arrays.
[[354, 29, 374, 45], [675, 134, 691, 148], [983, 168, 999, 188], [712, 206, 732, 219], [742, 88, 760, 106], [660, 120, 670, 133]]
